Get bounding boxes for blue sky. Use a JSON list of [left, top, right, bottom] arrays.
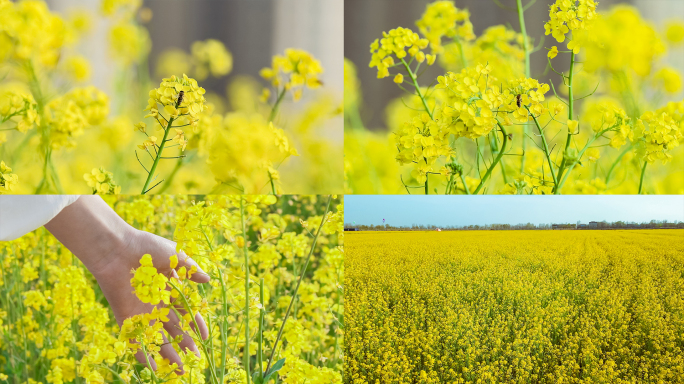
[[345, 195, 684, 226]]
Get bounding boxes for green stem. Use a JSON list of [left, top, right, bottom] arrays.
[[26, 62, 60, 194], [167, 281, 220, 384], [555, 130, 609, 193], [525, 105, 558, 186], [269, 171, 277, 195], [258, 278, 265, 378], [555, 51, 576, 191], [638, 161, 647, 194], [265, 196, 333, 373], [460, 174, 470, 195], [472, 122, 509, 194], [453, 37, 468, 68], [489, 133, 508, 184], [157, 153, 187, 194], [516, 0, 531, 78], [400, 57, 433, 194], [240, 198, 251, 384], [400, 58, 433, 120], [516, 0, 530, 174], [218, 269, 229, 382], [269, 88, 287, 122], [605, 144, 632, 184], [140, 342, 157, 383], [140, 112, 179, 194]]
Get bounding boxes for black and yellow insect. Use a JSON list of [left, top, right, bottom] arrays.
[[516, 93, 522, 108], [176, 90, 185, 105]]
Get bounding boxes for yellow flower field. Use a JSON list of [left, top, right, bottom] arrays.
[[346, 230, 684, 383], [0, 195, 344, 383]]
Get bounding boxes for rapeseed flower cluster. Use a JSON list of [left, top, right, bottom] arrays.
[[0, 160, 18, 193], [581, 6, 665, 77], [201, 112, 299, 194], [45, 87, 110, 150], [346, 0, 684, 194], [369, 27, 434, 79], [0, 195, 344, 383], [0, 92, 40, 133], [580, 101, 633, 148], [415, 1, 475, 54], [544, 0, 598, 49], [260, 49, 323, 102], [0, 0, 66, 68], [346, 230, 684, 383], [635, 110, 683, 163], [191, 39, 233, 81], [83, 167, 121, 194]]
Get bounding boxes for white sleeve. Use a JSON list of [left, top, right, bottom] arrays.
[[0, 195, 81, 241]]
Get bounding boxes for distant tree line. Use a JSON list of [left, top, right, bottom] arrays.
[[344, 220, 684, 231]]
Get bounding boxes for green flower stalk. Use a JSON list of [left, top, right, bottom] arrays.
[[136, 74, 206, 194]]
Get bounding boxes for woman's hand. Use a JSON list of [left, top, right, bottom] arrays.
[[44, 196, 210, 372]]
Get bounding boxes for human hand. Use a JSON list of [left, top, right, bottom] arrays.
[[93, 230, 210, 372], [44, 196, 211, 372]]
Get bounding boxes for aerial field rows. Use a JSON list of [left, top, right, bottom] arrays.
[[345, 230, 684, 384]]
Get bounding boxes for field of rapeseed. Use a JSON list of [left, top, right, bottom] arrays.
[[0, 195, 344, 383], [0, 0, 342, 195], [346, 230, 684, 383], [345, 0, 684, 194]]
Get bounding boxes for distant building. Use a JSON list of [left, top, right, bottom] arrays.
[[578, 224, 587, 229], [344, 228, 359, 231], [435, 228, 441, 232], [589, 221, 599, 228], [552, 224, 576, 230]]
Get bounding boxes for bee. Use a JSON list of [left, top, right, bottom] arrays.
[[516, 93, 522, 108], [176, 90, 184, 105]]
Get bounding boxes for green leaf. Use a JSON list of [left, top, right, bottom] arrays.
[[262, 358, 286, 382]]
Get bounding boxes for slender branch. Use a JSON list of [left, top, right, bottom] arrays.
[[555, 128, 612, 193], [638, 161, 647, 194], [605, 144, 632, 184], [141, 100, 182, 194], [516, 0, 530, 78], [265, 196, 333, 373], [400, 58, 433, 120], [240, 198, 251, 384], [525, 105, 557, 186], [453, 37, 468, 68], [135, 150, 149, 173], [269, 88, 287, 122], [554, 51, 576, 192], [142, 179, 164, 194], [460, 173, 470, 195], [472, 122, 509, 194], [516, 0, 531, 174]]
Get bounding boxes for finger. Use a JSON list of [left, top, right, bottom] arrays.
[[166, 270, 202, 354], [158, 332, 185, 375], [164, 301, 200, 356], [134, 343, 157, 371], [191, 311, 209, 341], [176, 251, 210, 283], [170, 269, 209, 341]]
